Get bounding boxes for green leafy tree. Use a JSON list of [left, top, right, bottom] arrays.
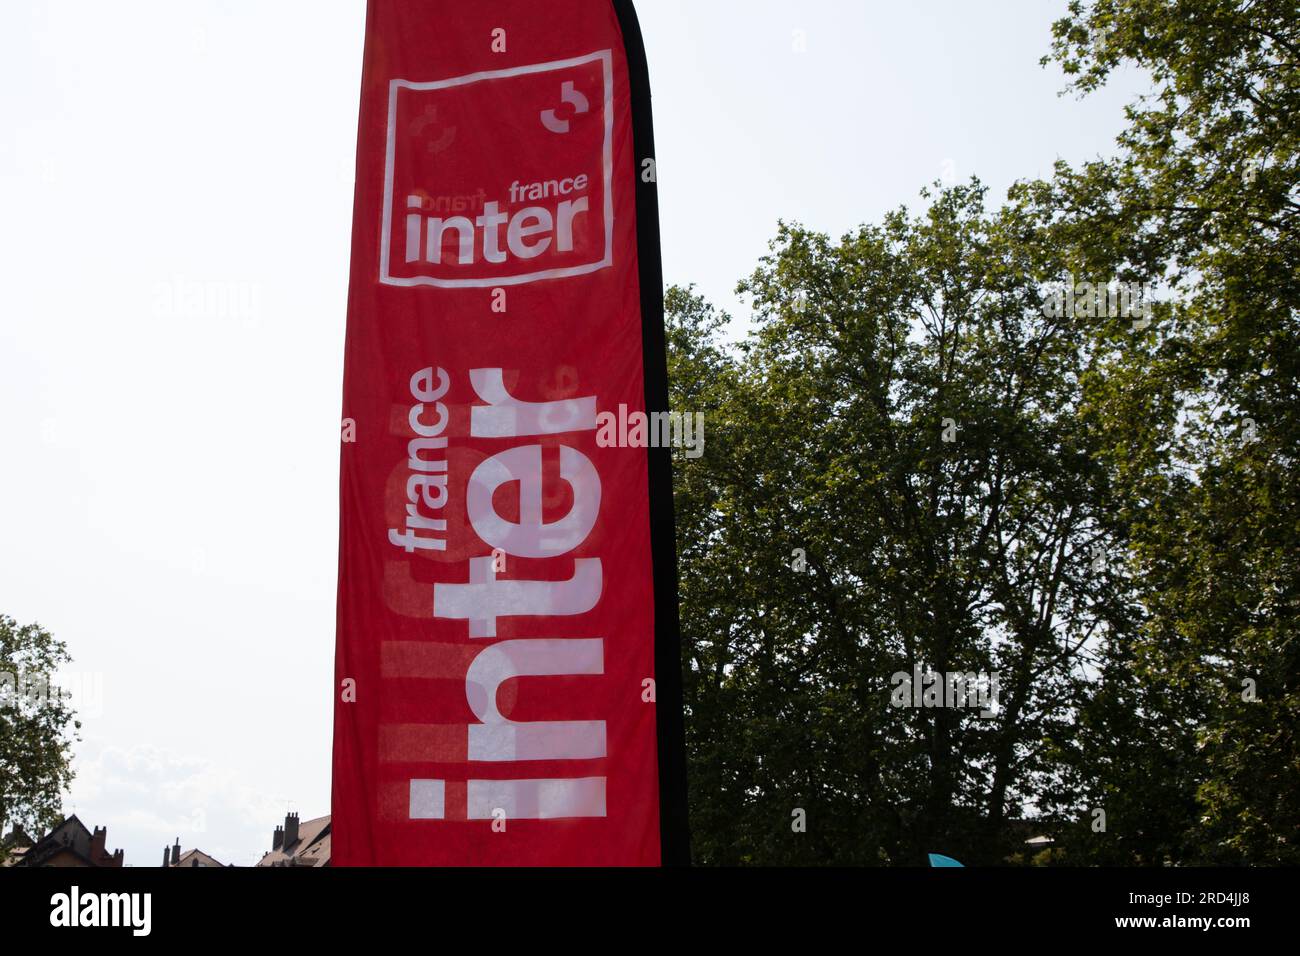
[[1038, 0, 1300, 863], [669, 180, 1152, 864], [0, 615, 79, 837], [667, 0, 1297, 869]]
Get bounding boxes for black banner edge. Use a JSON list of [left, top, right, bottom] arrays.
[[609, 0, 692, 867]]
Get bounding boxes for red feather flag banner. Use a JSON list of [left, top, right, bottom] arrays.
[[331, 0, 688, 866]]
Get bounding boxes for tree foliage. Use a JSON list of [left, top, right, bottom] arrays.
[[0, 615, 78, 838], [670, 0, 1297, 864], [1039, 0, 1300, 864]]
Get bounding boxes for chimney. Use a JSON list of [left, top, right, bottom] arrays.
[[272, 825, 283, 851], [91, 826, 106, 859], [163, 846, 170, 867], [113, 848, 124, 867], [170, 839, 180, 867], [283, 812, 299, 850]]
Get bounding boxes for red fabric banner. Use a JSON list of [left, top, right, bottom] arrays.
[[332, 0, 673, 865]]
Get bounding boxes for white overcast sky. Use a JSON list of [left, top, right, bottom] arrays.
[[0, 0, 1143, 866]]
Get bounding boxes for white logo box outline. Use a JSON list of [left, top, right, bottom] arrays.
[[380, 49, 616, 289]]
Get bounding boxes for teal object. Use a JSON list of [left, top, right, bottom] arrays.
[[928, 853, 964, 867]]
